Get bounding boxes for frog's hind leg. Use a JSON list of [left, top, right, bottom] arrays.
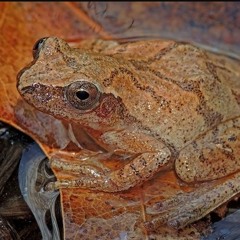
[[175, 117, 240, 183], [145, 170, 240, 230]]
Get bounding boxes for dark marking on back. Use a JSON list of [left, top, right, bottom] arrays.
[[100, 92, 178, 156], [232, 90, 240, 106], [147, 42, 180, 63], [131, 62, 224, 127], [103, 67, 170, 109], [103, 69, 118, 87], [206, 62, 221, 83]]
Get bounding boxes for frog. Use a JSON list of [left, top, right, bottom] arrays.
[[17, 37, 240, 229]]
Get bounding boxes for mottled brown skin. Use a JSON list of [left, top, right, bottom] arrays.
[[17, 37, 240, 228]]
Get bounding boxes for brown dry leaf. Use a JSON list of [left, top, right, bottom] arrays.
[[0, 2, 240, 239]]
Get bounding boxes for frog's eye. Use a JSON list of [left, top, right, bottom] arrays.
[[65, 81, 101, 111], [32, 37, 48, 59]]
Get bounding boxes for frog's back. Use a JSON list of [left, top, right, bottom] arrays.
[[103, 41, 240, 149], [146, 43, 240, 122]]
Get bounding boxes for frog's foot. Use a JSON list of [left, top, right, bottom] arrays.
[[145, 172, 240, 230], [145, 190, 210, 230]]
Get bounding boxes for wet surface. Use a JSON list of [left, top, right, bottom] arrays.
[[0, 122, 62, 240], [18, 142, 61, 240]]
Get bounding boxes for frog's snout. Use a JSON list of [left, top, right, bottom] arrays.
[[16, 64, 34, 93], [16, 67, 27, 91]]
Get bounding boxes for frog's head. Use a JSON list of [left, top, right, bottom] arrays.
[[17, 37, 134, 131]]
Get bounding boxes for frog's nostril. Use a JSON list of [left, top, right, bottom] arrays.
[[32, 37, 48, 59]]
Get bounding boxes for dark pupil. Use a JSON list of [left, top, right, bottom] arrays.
[[76, 90, 89, 100]]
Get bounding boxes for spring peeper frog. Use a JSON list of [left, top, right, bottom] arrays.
[[17, 37, 240, 228]]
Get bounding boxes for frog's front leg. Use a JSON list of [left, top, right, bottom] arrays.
[[48, 147, 171, 192], [49, 150, 112, 178]]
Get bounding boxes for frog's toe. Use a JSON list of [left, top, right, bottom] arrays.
[[145, 206, 199, 231]]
